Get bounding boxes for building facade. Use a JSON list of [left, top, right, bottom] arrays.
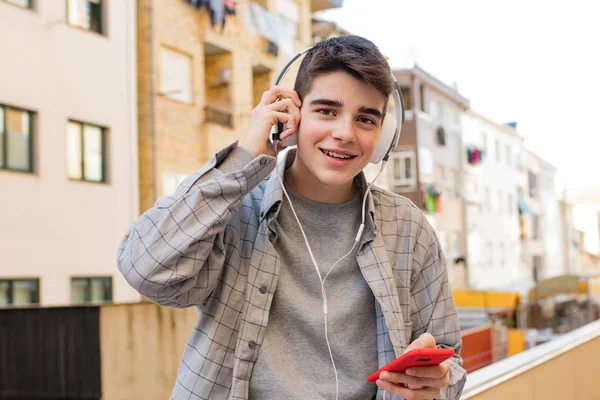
[[136, 0, 336, 212], [462, 112, 526, 290], [0, 0, 140, 306], [381, 65, 470, 288]]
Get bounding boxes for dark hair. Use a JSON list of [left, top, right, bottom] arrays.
[[294, 35, 394, 109]]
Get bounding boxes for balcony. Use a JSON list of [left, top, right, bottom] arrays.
[[1, 302, 599, 400], [204, 106, 233, 128], [311, 0, 343, 12], [462, 319, 600, 399]]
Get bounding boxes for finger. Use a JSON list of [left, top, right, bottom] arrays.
[[404, 333, 436, 352], [405, 363, 449, 379], [265, 98, 298, 113], [380, 371, 448, 389], [259, 87, 301, 107], [375, 379, 441, 400]]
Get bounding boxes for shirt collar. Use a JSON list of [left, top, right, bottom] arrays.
[[259, 148, 377, 234]]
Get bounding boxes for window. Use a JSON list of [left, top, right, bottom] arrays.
[[0, 279, 39, 306], [532, 256, 542, 282], [528, 171, 537, 198], [67, 0, 103, 34], [531, 214, 540, 240], [390, 151, 416, 186], [160, 47, 193, 104], [67, 120, 106, 182], [162, 172, 189, 196], [71, 277, 112, 304], [495, 139, 501, 162], [5, 0, 32, 8], [0, 105, 33, 172], [276, 0, 299, 39]]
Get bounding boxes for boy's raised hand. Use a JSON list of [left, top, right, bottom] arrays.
[[242, 86, 302, 157]]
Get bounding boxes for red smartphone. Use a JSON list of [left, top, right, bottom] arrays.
[[367, 348, 455, 383]]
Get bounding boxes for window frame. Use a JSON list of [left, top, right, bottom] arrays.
[[0, 278, 40, 306], [66, 0, 104, 35], [389, 150, 417, 187], [67, 119, 107, 183], [0, 104, 34, 173], [70, 276, 113, 304], [159, 46, 194, 104], [4, 0, 33, 9]]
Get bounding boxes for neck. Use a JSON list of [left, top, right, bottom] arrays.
[[284, 160, 357, 204]]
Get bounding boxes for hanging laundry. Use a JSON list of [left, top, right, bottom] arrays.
[[467, 148, 473, 164], [425, 191, 436, 213], [435, 194, 442, 213], [188, 0, 210, 11], [225, 0, 236, 15]]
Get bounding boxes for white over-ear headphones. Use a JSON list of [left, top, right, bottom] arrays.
[[270, 47, 406, 165]]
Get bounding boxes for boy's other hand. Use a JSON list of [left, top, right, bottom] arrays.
[[375, 333, 451, 400], [242, 86, 301, 157]]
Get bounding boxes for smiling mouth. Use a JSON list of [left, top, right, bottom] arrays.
[[320, 149, 356, 160]]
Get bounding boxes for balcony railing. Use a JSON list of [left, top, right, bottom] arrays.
[[462, 319, 600, 399], [204, 106, 233, 128]]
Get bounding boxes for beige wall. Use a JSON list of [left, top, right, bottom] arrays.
[[467, 335, 600, 400], [100, 303, 197, 400], [0, 1, 140, 305]]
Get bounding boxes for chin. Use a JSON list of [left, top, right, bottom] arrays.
[[314, 170, 359, 188]]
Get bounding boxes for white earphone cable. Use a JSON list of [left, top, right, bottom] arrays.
[[273, 143, 387, 400]]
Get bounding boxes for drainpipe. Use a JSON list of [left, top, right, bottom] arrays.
[[149, 0, 157, 203]]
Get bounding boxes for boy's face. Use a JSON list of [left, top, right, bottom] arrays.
[[293, 71, 386, 193]]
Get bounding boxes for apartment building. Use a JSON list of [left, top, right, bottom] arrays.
[[378, 65, 471, 288], [136, 0, 337, 212], [519, 150, 565, 282], [461, 112, 526, 290], [0, 0, 140, 306]]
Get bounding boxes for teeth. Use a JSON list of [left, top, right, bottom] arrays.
[[323, 150, 352, 159]]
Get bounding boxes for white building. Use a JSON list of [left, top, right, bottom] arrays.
[[519, 150, 565, 282], [0, 0, 140, 306], [539, 159, 564, 278], [462, 111, 527, 290]]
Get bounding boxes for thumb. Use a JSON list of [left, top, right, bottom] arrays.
[[404, 332, 436, 353]]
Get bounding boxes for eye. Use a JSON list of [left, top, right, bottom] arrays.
[[316, 108, 335, 116], [358, 117, 376, 125]]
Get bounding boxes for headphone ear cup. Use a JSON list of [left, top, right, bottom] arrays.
[[371, 114, 397, 164]]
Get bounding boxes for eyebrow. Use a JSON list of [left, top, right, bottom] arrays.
[[309, 98, 383, 119]]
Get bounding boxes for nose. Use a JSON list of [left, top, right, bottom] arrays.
[[330, 116, 356, 143]]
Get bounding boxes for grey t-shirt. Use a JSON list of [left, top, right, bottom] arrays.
[[249, 185, 378, 399]]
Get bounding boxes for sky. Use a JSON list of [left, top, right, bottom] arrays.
[[316, 0, 600, 190]]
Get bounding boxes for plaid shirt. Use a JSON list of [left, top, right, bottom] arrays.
[[117, 142, 466, 400]]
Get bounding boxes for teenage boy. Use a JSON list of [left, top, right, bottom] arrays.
[[118, 35, 466, 400]]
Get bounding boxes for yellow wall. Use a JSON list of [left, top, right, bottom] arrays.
[[99, 303, 197, 400], [468, 336, 600, 400]]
